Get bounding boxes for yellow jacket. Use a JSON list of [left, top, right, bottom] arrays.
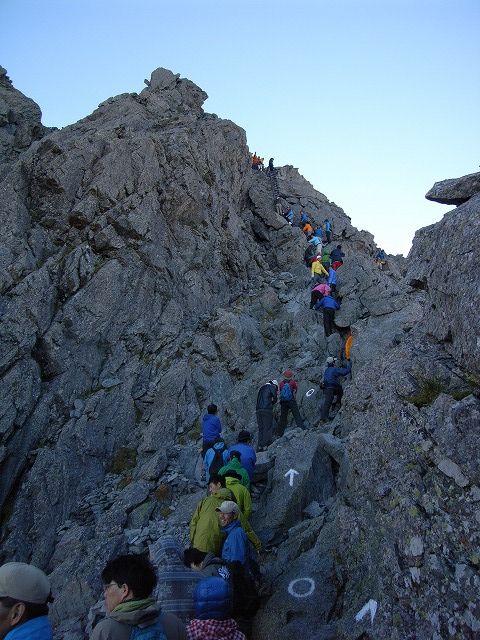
[[311, 261, 328, 277]]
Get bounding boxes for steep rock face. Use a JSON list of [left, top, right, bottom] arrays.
[[407, 180, 480, 375], [0, 68, 479, 640]]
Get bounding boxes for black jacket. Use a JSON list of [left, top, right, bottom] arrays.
[[256, 383, 278, 411]]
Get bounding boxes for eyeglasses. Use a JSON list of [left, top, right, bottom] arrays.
[[103, 582, 118, 592]]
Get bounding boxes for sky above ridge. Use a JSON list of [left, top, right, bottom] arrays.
[[2, 0, 479, 255]]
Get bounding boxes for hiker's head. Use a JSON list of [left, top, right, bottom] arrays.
[[100, 554, 156, 613], [283, 369, 294, 380], [0, 563, 51, 638], [207, 404, 218, 415], [183, 548, 207, 571], [237, 430, 252, 443], [223, 471, 242, 481], [208, 474, 226, 494], [326, 356, 337, 367], [229, 450, 241, 462], [336, 244, 342, 249], [216, 501, 240, 527], [270, 379, 279, 389]]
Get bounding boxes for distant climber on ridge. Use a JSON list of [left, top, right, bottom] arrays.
[[268, 158, 274, 172], [283, 207, 294, 225], [320, 357, 351, 422]]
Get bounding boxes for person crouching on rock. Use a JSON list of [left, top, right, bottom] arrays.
[[90, 554, 185, 640]]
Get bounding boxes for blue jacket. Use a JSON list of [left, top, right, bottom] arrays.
[[324, 220, 332, 232], [300, 212, 309, 224], [315, 295, 340, 311], [202, 414, 222, 442], [327, 268, 337, 285], [5, 617, 53, 640], [204, 442, 229, 482], [285, 209, 294, 221], [194, 576, 232, 620], [330, 248, 345, 262], [314, 228, 323, 238], [221, 520, 248, 565], [324, 363, 351, 387], [308, 236, 322, 247], [227, 443, 256, 481]]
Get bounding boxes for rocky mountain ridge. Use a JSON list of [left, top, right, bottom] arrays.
[[0, 67, 479, 640]]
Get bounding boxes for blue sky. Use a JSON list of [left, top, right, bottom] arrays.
[[2, 0, 479, 255]]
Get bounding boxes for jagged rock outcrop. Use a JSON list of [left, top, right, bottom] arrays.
[[425, 171, 480, 205], [1, 67, 479, 640]]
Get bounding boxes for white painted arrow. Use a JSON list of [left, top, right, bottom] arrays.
[[355, 599, 378, 624], [284, 468, 299, 486]]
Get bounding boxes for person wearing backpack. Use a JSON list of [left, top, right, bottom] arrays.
[[320, 357, 352, 421], [186, 577, 246, 640], [277, 369, 304, 437], [203, 441, 229, 483], [227, 431, 256, 482], [90, 554, 186, 640], [218, 451, 250, 490], [201, 404, 222, 456]]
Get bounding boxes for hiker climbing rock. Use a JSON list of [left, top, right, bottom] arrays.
[[219, 451, 250, 490], [204, 440, 229, 483], [311, 256, 328, 284], [330, 244, 345, 269], [216, 501, 249, 566], [255, 380, 278, 451], [277, 369, 304, 436], [189, 476, 260, 556], [310, 282, 332, 309], [222, 471, 252, 519], [308, 235, 322, 249], [268, 158, 275, 172], [314, 293, 340, 337], [90, 553, 186, 639], [300, 211, 310, 225], [227, 430, 256, 482], [202, 404, 223, 456], [303, 221, 314, 237], [320, 357, 351, 421], [304, 244, 317, 268], [284, 208, 294, 225], [324, 218, 332, 243], [327, 264, 338, 294], [375, 248, 386, 269]]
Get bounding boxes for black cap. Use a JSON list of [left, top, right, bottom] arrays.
[[237, 430, 252, 443]]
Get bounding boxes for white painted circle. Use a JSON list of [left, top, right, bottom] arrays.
[[287, 577, 316, 598], [305, 388, 315, 397]]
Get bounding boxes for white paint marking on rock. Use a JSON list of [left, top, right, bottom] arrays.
[[288, 577, 316, 598], [284, 468, 299, 486], [306, 388, 315, 397], [355, 599, 378, 624]]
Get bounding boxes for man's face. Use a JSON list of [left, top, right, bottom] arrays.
[[103, 581, 129, 614], [0, 601, 24, 639], [208, 482, 221, 495], [218, 511, 235, 528]]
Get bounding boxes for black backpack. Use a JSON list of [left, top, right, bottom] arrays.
[[207, 441, 227, 477], [227, 560, 260, 620]]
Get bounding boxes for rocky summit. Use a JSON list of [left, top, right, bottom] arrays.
[[0, 66, 479, 640]]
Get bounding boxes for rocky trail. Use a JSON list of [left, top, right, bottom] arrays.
[[1, 65, 479, 639]]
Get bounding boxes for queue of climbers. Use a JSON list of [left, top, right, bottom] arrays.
[[0, 161, 365, 640]]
